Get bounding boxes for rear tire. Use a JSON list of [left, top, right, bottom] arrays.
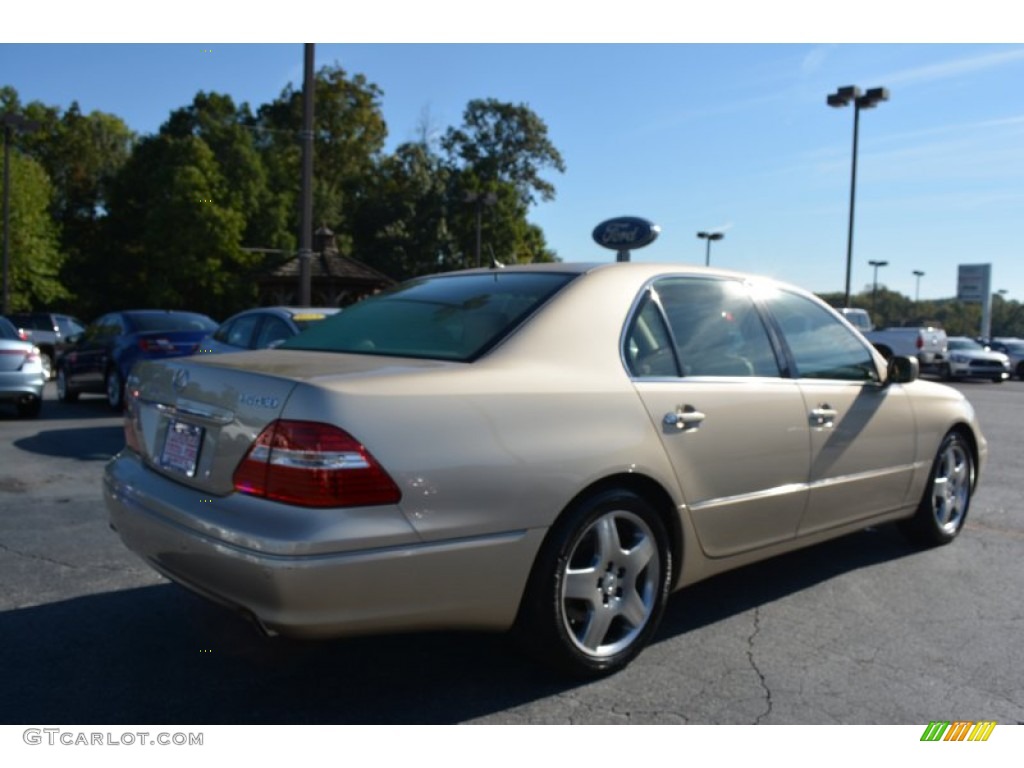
[[56, 366, 79, 403], [515, 488, 672, 677], [899, 431, 973, 547]]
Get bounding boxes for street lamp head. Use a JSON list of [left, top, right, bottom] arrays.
[[697, 231, 723, 241], [827, 86, 862, 108], [868, 260, 889, 268], [913, 270, 925, 278], [857, 87, 890, 110]]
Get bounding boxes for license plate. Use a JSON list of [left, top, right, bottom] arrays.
[[160, 420, 204, 477]]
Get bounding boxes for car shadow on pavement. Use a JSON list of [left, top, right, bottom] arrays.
[[13, 426, 124, 461], [0, 525, 922, 725]]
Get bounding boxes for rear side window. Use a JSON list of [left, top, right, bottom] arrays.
[[128, 313, 217, 333], [283, 272, 576, 361], [626, 277, 781, 378]]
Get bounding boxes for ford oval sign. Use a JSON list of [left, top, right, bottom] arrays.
[[592, 217, 660, 262]]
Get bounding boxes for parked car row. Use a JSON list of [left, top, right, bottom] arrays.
[[7, 296, 1022, 420], [0, 306, 344, 415]]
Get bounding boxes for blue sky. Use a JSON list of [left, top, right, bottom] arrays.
[[3, 5, 1023, 303]]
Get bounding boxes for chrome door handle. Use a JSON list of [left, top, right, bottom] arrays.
[[664, 406, 706, 431], [809, 405, 838, 427]]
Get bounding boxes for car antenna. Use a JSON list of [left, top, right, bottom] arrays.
[[487, 245, 505, 269]]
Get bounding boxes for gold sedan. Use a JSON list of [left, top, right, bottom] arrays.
[[104, 262, 985, 677]]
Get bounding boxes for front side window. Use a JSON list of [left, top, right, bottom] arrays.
[[625, 277, 781, 378], [283, 272, 576, 361], [765, 290, 880, 381]]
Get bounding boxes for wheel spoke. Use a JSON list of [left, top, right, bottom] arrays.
[[619, 588, 650, 629], [593, 515, 622, 563], [580, 602, 615, 650], [622, 533, 655, 574], [564, 567, 600, 603]]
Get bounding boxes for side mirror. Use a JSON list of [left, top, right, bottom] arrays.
[[887, 355, 919, 385]]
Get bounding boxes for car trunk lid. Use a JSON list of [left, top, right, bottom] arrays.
[[125, 350, 452, 495]]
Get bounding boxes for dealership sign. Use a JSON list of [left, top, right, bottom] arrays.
[[957, 264, 991, 304]]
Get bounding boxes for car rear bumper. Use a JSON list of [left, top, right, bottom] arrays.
[[103, 451, 543, 638], [0, 370, 45, 400]]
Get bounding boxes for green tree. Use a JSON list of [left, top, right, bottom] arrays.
[[252, 65, 388, 255], [440, 99, 565, 267], [0, 151, 66, 310], [2, 87, 135, 315], [441, 98, 566, 206], [351, 141, 459, 279], [102, 133, 255, 317]]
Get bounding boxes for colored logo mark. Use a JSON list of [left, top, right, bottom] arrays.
[[920, 721, 997, 742]]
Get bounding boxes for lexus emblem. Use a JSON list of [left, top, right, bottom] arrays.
[[172, 369, 189, 392]]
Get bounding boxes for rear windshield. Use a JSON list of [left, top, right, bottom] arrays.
[[282, 272, 575, 361], [127, 312, 217, 333]]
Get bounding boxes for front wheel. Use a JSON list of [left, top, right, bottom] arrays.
[[899, 431, 974, 547], [516, 488, 672, 677]]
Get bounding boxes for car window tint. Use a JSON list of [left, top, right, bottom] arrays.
[[649, 277, 780, 378], [129, 313, 217, 333], [255, 316, 292, 348], [0, 317, 19, 339], [217, 314, 261, 348], [625, 291, 679, 377], [767, 290, 880, 381], [283, 272, 576, 361]]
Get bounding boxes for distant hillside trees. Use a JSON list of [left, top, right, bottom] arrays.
[[2, 66, 566, 319]]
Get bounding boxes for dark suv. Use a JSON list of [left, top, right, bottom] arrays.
[[5, 312, 86, 380]]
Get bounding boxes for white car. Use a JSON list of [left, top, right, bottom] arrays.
[[942, 337, 1010, 383]]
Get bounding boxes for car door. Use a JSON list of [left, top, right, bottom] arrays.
[[762, 289, 916, 535], [626, 277, 811, 558], [68, 313, 121, 389]]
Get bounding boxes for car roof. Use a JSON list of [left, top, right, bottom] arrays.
[[435, 260, 795, 286]]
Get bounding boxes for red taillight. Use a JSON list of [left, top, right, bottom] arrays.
[[233, 420, 401, 508], [138, 337, 175, 352], [17, 328, 29, 341], [916, 335, 924, 349]]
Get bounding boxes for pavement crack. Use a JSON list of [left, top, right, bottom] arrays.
[[748, 606, 772, 724]]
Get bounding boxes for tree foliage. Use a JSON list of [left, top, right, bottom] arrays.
[[819, 287, 1024, 339], [2, 72, 567, 316], [0, 151, 67, 310]]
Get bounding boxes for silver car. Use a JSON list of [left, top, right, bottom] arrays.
[[104, 263, 986, 676], [0, 316, 46, 418]]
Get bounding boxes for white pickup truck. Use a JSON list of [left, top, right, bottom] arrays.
[[863, 325, 948, 372]]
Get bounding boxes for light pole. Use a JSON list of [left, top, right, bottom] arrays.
[[2, 113, 40, 315], [828, 85, 889, 308], [869, 259, 888, 314], [697, 231, 723, 267], [465, 191, 497, 267], [298, 43, 315, 307], [913, 270, 925, 303]]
